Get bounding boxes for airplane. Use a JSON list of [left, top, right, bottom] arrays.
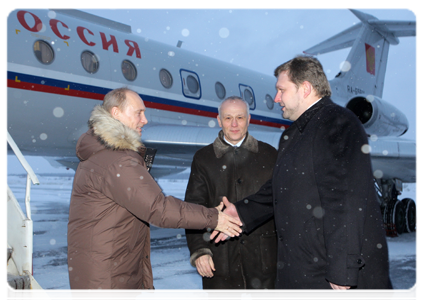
[[5, 8, 420, 226], [6, 9, 415, 288], [5, 2, 420, 270]]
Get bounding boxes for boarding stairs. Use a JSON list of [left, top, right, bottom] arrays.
[[7, 132, 42, 289]]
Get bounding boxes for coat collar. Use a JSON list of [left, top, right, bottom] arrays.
[[213, 130, 258, 158], [294, 96, 333, 133], [87, 105, 144, 152]]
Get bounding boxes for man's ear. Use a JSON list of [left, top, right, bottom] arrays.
[[111, 106, 120, 119], [302, 81, 313, 98], [217, 115, 223, 128]]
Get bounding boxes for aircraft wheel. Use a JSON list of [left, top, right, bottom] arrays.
[[384, 200, 406, 235], [402, 198, 416, 232]]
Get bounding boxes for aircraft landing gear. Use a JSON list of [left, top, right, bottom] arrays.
[[375, 178, 416, 237], [383, 199, 405, 235], [402, 198, 416, 233]]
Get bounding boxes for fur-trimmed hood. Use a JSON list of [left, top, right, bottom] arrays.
[[76, 105, 144, 161], [212, 130, 258, 158]]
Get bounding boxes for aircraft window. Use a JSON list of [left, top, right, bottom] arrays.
[[180, 70, 201, 99], [243, 89, 254, 105], [187, 75, 199, 94], [81, 51, 99, 74], [239, 84, 256, 110], [122, 60, 137, 81], [265, 94, 274, 109], [159, 69, 173, 89], [33, 40, 54, 65], [215, 82, 226, 99]]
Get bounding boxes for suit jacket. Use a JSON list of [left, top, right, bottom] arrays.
[[236, 97, 392, 289]]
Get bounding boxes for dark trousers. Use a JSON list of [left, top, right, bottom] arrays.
[[209, 292, 275, 300]]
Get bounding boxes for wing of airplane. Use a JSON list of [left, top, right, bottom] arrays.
[[7, 9, 415, 236]]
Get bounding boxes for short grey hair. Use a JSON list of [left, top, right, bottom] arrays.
[[218, 96, 250, 117], [102, 87, 135, 113]]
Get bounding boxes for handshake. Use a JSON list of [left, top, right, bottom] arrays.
[[212, 196, 242, 243]]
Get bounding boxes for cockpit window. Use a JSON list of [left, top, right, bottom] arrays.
[[33, 40, 54, 65]]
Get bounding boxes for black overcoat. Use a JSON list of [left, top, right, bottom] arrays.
[[185, 131, 278, 289], [236, 97, 392, 289]]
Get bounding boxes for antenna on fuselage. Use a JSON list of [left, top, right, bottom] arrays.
[[177, 40, 183, 48]]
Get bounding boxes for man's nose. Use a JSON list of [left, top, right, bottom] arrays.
[[274, 92, 281, 103]]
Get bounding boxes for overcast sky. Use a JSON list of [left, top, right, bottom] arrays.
[[78, 8, 417, 141]]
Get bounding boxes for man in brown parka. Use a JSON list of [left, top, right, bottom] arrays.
[[67, 87, 242, 289]]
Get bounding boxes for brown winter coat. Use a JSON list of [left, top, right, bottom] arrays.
[[185, 131, 278, 289], [67, 105, 218, 289]]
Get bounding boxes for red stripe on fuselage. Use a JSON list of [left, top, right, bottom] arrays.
[[144, 101, 217, 118], [7, 79, 104, 100], [249, 118, 286, 128], [8, 79, 287, 129]]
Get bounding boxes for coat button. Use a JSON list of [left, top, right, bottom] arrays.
[[237, 178, 242, 184], [357, 259, 362, 264], [241, 240, 245, 245]]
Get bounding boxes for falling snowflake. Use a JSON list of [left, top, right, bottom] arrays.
[[181, 29, 190, 37], [340, 61, 351, 72], [373, 170, 383, 179], [219, 27, 230, 38]]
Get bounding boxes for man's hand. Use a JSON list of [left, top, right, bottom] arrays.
[[212, 197, 241, 243], [214, 197, 242, 237], [195, 255, 215, 278], [330, 282, 351, 290]]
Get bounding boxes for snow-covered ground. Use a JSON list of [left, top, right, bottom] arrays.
[[6, 155, 418, 298]]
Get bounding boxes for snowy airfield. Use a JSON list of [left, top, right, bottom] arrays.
[[6, 155, 417, 297]]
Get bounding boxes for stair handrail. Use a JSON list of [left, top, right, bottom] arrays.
[[7, 131, 39, 219]]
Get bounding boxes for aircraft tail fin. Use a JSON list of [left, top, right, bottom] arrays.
[[304, 9, 415, 99]]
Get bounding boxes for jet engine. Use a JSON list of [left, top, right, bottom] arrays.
[[346, 95, 409, 137]]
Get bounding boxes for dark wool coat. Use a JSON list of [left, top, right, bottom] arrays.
[[185, 131, 278, 289], [67, 105, 218, 289], [235, 97, 392, 289]]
